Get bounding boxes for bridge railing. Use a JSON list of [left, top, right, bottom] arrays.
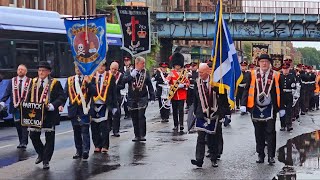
[[156, 0, 320, 15]]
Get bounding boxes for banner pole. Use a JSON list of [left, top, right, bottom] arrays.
[[84, 0, 89, 44]]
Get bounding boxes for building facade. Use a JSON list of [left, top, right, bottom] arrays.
[[0, 0, 96, 16]]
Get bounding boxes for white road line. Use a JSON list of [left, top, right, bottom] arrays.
[[0, 144, 14, 149]]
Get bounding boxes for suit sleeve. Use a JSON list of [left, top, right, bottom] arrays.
[[117, 74, 125, 91], [146, 74, 155, 101], [123, 70, 133, 84], [193, 82, 199, 115], [241, 72, 252, 107], [110, 77, 117, 109], [51, 81, 66, 109], [0, 81, 12, 102], [216, 88, 230, 119]]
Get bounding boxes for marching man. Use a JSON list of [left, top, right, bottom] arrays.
[[0, 64, 31, 149]]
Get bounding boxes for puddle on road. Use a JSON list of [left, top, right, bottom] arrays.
[[274, 130, 320, 180]]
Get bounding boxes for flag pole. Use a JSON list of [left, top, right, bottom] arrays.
[[218, 0, 224, 94], [211, 0, 221, 86], [84, 0, 89, 44]]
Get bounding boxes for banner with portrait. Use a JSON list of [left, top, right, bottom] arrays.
[[271, 54, 284, 71], [20, 102, 45, 128], [116, 6, 151, 56], [64, 17, 107, 75], [252, 44, 269, 65]]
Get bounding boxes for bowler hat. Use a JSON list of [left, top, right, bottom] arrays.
[[37, 61, 52, 70], [258, 54, 272, 62]]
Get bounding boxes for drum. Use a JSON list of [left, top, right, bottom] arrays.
[[159, 84, 170, 99]]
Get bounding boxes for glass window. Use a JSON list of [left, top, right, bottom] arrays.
[[0, 40, 14, 69], [58, 43, 74, 77], [16, 41, 40, 69]]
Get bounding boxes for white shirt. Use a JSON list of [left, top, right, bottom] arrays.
[[17, 76, 27, 97], [259, 68, 271, 89], [95, 72, 106, 105], [75, 75, 84, 94], [37, 77, 49, 90]]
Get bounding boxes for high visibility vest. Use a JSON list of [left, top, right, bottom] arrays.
[[247, 70, 280, 108], [315, 76, 320, 93]]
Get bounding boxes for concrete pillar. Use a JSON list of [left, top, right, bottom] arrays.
[[160, 38, 173, 64]]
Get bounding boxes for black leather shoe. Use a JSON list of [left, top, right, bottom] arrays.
[[172, 126, 178, 131], [212, 160, 218, 167], [35, 156, 43, 164], [280, 127, 285, 131], [43, 163, 50, 170], [82, 153, 89, 160], [17, 144, 22, 149], [180, 126, 184, 131], [73, 153, 82, 159], [268, 157, 275, 164], [140, 137, 146, 141], [256, 157, 264, 163], [132, 137, 140, 142], [301, 112, 305, 115], [112, 133, 120, 137], [287, 127, 293, 132], [191, 159, 203, 167]]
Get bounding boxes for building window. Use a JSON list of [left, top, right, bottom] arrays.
[[9, 0, 17, 7], [16, 41, 40, 69], [0, 40, 14, 69]]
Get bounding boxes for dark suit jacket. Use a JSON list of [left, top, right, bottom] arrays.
[[64, 76, 97, 118], [1, 80, 14, 114], [153, 69, 168, 98], [115, 73, 125, 104]]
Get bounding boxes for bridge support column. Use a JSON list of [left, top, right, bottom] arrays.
[[159, 38, 173, 64]]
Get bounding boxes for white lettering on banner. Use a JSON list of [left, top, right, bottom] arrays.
[[23, 119, 42, 126], [22, 102, 42, 110]]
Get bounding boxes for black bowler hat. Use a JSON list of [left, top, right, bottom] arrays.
[[258, 54, 272, 62], [37, 61, 52, 70]]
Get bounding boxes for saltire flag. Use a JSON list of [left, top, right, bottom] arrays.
[[210, 0, 243, 109], [64, 17, 108, 75]]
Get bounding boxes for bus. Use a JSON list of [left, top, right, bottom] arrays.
[[0, 6, 125, 122]]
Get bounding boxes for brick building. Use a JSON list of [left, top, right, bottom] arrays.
[[0, 0, 96, 16]]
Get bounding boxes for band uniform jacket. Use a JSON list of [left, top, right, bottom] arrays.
[[123, 69, 155, 110], [279, 72, 297, 109], [64, 75, 97, 118], [153, 69, 168, 98]]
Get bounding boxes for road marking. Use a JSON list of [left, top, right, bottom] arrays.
[[0, 144, 14, 149]]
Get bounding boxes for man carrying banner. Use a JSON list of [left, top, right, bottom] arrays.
[[123, 56, 155, 142], [65, 65, 97, 160], [0, 64, 31, 149], [167, 52, 190, 132], [241, 54, 281, 165], [121, 57, 132, 119], [90, 63, 117, 153], [107, 61, 125, 137], [191, 63, 229, 168], [26, 61, 66, 169]]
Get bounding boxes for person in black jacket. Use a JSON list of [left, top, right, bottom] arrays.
[[26, 61, 66, 170], [123, 56, 155, 142], [190, 63, 229, 168], [64, 65, 97, 160]]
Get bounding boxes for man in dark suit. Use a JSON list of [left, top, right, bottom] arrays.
[[0, 64, 32, 149], [107, 61, 125, 137], [190, 63, 229, 168], [64, 65, 97, 160], [123, 56, 155, 142], [25, 61, 66, 170]]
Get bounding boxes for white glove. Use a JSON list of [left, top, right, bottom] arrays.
[[178, 84, 185, 88], [164, 81, 169, 85], [279, 109, 286, 117], [130, 69, 138, 77], [112, 108, 118, 115], [0, 102, 5, 111], [151, 77, 155, 81], [240, 106, 246, 113], [47, 103, 55, 111]]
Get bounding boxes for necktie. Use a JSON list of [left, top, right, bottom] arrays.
[[98, 75, 102, 90], [203, 81, 209, 97], [38, 80, 44, 100], [79, 76, 82, 86], [19, 79, 22, 98], [262, 73, 266, 87]]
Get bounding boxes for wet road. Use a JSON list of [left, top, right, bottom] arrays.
[[1, 104, 320, 179]]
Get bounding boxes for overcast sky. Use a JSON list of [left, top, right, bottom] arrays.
[[292, 42, 320, 50]]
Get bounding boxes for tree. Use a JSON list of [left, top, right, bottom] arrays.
[[296, 47, 320, 68], [243, 42, 252, 62]]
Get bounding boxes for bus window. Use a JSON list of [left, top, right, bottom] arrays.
[[0, 40, 14, 69], [58, 42, 74, 77], [16, 41, 40, 69]]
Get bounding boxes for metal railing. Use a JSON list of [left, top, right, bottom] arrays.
[[155, 0, 320, 14]]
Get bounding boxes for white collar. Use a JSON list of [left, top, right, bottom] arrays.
[[202, 77, 210, 83], [260, 68, 271, 75]]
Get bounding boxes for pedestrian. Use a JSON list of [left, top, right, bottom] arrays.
[[0, 64, 32, 149], [65, 65, 96, 160], [121, 57, 132, 119], [186, 62, 198, 113], [90, 63, 117, 153], [237, 61, 249, 113], [27, 61, 66, 169], [108, 61, 125, 137], [190, 63, 229, 168], [167, 52, 190, 132], [241, 54, 281, 165], [123, 56, 155, 142]]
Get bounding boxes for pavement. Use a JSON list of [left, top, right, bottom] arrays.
[[0, 103, 320, 179]]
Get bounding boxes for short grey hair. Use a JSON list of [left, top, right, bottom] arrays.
[[135, 56, 145, 64]]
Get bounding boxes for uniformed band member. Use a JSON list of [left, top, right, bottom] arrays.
[[0, 64, 31, 149], [121, 57, 132, 119], [186, 62, 198, 111], [300, 65, 310, 115], [308, 66, 317, 111], [107, 61, 125, 137], [279, 63, 298, 132], [191, 63, 229, 168], [153, 62, 170, 122], [27, 61, 66, 169], [241, 54, 281, 165], [167, 52, 190, 131], [249, 63, 256, 71], [90, 64, 117, 153], [65, 65, 96, 160], [293, 64, 303, 120], [237, 61, 249, 113], [123, 56, 155, 142]]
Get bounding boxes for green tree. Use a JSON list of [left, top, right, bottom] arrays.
[[243, 42, 252, 62], [296, 47, 320, 68]]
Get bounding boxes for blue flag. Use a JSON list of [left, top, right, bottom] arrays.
[[64, 17, 108, 75], [210, 0, 243, 109]]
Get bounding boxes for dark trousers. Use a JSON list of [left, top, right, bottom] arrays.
[[30, 131, 55, 164], [293, 98, 300, 118], [91, 121, 109, 149], [301, 87, 310, 112], [107, 106, 121, 134], [130, 108, 147, 138], [196, 122, 223, 162], [186, 89, 194, 107], [15, 121, 29, 145], [280, 93, 293, 128], [122, 95, 130, 117], [253, 119, 276, 158], [236, 87, 244, 108], [158, 97, 170, 120], [171, 100, 185, 127], [72, 124, 90, 154]]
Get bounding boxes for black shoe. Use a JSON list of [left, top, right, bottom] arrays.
[[132, 137, 140, 142], [35, 156, 43, 164], [180, 126, 184, 131], [301, 112, 305, 115], [172, 126, 178, 131], [256, 157, 264, 163], [20, 144, 27, 149], [17, 144, 22, 149], [191, 159, 203, 167], [223, 118, 231, 127], [43, 163, 50, 170], [268, 157, 275, 164], [73, 153, 82, 159], [280, 127, 286, 131], [124, 115, 130, 119], [317, 107, 319, 110], [212, 160, 218, 167], [287, 127, 293, 132], [140, 137, 146, 141], [112, 133, 120, 137], [82, 152, 89, 160]]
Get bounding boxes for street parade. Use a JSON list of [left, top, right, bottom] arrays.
[[1, 0, 320, 179]]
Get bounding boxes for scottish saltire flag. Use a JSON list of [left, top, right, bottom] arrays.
[[64, 17, 107, 75], [210, 0, 243, 109]]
